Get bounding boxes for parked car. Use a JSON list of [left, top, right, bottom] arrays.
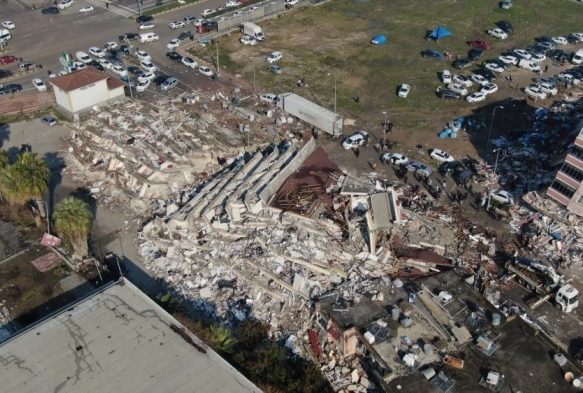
[[119, 75, 135, 87], [1, 21, 15, 29], [269, 65, 282, 74], [104, 41, 118, 50], [198, 66, 214, 76], [470, 73, 489, 86], [381, 153, 409, 165], [79, 5, 94, 13], [498, 55, 518, 65], [139, 22, 155, 30], [407, 161, 433, 176], [484, 62, 505, 73], [136, 15, 153, 23], [184, 15, 197, 24], [342, 131, 369, 150], [452, 58, 472, 69], [442, 70, 452, 84], [266, 51, 282, 63], [469, 40, 491, 50], [169, 21, 185, 29], [438, 161, 465, 176], [0, 55, 18, 65], [89, 47, 105, 58], [178, 31, 192, 42], [41, 115, 58, 127], [136, 50, 151, 62], [468, 48, 484, 61], [153, 75, 171, 86], [96, 59, 113, 69], [452, 75, 473, 87], [225, 0, 239, 7], [489, 190, 514, 205], [537, 41, 556, 50], [259, 93, 278, 103], [41, 6, 59, 14], [58, 0, 73, 9], [161, 77, 178, 91], [201, 9, 216, 17], [140, 61, 156, 72], [166, 51, 183, 62], [547, 49, 564, 62], [181, 57, 198, 68], [119, 32, 140, 41], [487, 28, 508, 39], [32, 78, 47, 92], [529, 53, 546, 63], [421, 50, 445, 60], [136, 79, 150, 92], [105, 54, 121, 66], [430, 148, 454, 162], [138, 72, 156, 82], [524, 85, 547, 99], [167, 39, 181, 49], [481, 83, 498, 95], [466, 91, 486, 103], [512, 49, 531, 60], [240, 36, 257, 45], [437, 89, 461, 100], [474, 68, 497, 82], [552, 36, 568, 45], [0, 84, 22, 94], [89, 60, 105, 72], [448, 83, 468, 96], [501, 0, 512, 9], [111, 65, 127, 77], [398, 84, 411, 98], [127, 65, 143, 76], [0, 70, 13, 79], [537, 81, 557, 95], [497, 20, 513, 32]]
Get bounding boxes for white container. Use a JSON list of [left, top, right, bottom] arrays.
[[364, 331, 375, 344]]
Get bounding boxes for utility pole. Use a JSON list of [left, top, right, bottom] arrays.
[[216, 28, 220, 77], [137, 0, 143, 15], [486, 148, 502, 211], [123, 57, 133, 99], [251, 57, 255, 92], [487, 106, 504, 152], [382, 111, 387, 148]]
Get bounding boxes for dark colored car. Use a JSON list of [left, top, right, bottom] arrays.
[[0, 84, 22, 94], [178, 31, 192, 42], [120, 75, 136, 87], [166, 51, 183, 62], [421, 49, 445, 60], [0, 55, 18, 65], [469, 40, 491, 50], [468, 48, 484, 61], [201, 21, 218, 33], [153, 75, 171, 86], [565, 69, 583, 79], [120, 45, 131, 56], [438, 161, 465, 176], [0, 70, 13, 79], [41, 6, 59, 14], [89, 60, 105, 72], [106, 55, 122, 66], [526, 45, 547, 55], [127, 65, 143, 76], [568, 35, 582, 44], [547, 49, 564, 61], [474, 68, 497, 81], [437, 89, 461, 100], [537, 36, 554, 43], [497, 20, 513, 33], [485, 58, 507, 69], [136, 15, 153, 23], [452, 57, 472, 69], [119, 32, 139, 41]]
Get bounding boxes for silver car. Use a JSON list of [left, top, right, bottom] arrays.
[[161, 77, 178, 91], [407, 161, 433, 176]]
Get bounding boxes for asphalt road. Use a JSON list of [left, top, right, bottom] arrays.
[[0, 0, 261, 97]]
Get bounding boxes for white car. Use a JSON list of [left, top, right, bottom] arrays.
[[466, 92, 486, 103], [136, 50, 151, 62], [342, 131, 369, 150], [398, 84, 411, 98], [481, 83, 498, 95], [488, 28, 508, 40], [524, 85, 547, 99], [225, 0, 239, 7], [266, 51, 282, 63], [89, 47, 105, 58], [104, 41, 118, 50], [442, 70, 452, 84], [513, 49, 531, 60], [529, 53, 546, 63], [140, 61, 156, 72], [198, 66, 214, 76], [139, 22, 156, 30], [138, 72, 155, 82], [201, 9, 216, 17], [79, 5, 94, 13], [452, 74, 472, 87], [233, 11, 245, 17], [240, 36, 257, 45], [1, 21, 15, 29], [381, 153, 409, 165], [259, 93, 277, 103], [537, 81, 557, 95], [249, 6, 259, 11], [572, 33, 583, 42], [430, 148, 454, 162], [498, 55, 518, 65], [32, 78, 47, 92], [552, 36, 568, 45], [470, 74, 488, 86], [285, 0, 299, 4], [167, 39, 181, 49], [559, 73, 581, 85], [58, 0, 73, 9], [181, 57, 198, 68], [169, 21, 185, 29], [407, 161, 433, 176], [96, 59, 113, 69], [485, 63, 505, 73], [448, 82, 468, 96], [136, 79, 150, 92], [489, 190, 514, 205], [72, 61, 86, 69], [111, 65, 128, 77]]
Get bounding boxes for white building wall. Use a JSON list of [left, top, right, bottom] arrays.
[[68, 80, 109, 113], [54, 87, 72, 113], [108, 86, 125, 100]]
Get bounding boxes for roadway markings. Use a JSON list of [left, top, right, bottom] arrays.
[[84, 0, 136, 17]]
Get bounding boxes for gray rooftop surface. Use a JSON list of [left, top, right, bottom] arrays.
[[0, 280, 261, 393]]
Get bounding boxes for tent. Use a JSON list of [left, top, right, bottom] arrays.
[[429, 26, 453, 40], [371, 35, 387, 45]]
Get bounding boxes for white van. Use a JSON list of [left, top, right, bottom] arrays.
[[75, 51, 92, 64], [518, 59, 541, 73], [572, 49, 583, 65], [442, 70, 452, 84], [139, 33, 159, 43]]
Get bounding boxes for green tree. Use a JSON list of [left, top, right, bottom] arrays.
[[237, 319, 269, 351], [0, 152, 49, 223], [155, 291, 186, 313], [209, 326, 237, 354], [52, 197, 93, 259], [0, 150, 8, 171]]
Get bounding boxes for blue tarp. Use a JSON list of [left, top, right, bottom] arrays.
[[371, 35, 387, 45], [429, 26, 453, 40]]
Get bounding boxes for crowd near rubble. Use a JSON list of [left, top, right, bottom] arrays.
[[61, 92, 583, 392]]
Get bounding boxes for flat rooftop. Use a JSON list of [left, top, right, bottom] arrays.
[[0, 280, 260, 393]]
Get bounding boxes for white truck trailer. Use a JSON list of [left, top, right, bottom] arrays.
[[242, 22, 265, 41], [276, 93, 343, 137]]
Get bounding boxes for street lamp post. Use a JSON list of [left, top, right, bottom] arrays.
[[382, 111, 387, 148], [123, 57, 133, 99], [486, 148, 502, 211], [251, 57, 255, 92], [37, 200, 50, 234], [486, 105, 504, 152], [327, 71, 337, 113]]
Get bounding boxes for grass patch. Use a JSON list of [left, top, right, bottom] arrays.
[[142, 0, 196, 16]]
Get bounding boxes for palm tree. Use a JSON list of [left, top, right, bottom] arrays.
[[52, 197, 93, 259], [0, 150, 8, 170], [0, 152, 50, 222], [209, 326, 237, 354]]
